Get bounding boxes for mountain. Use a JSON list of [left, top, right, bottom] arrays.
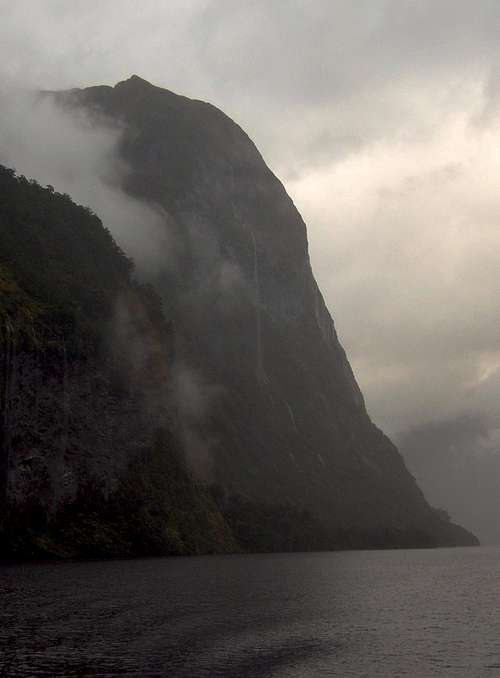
[[56, 75, 476, 549], [0, 76, 477, 556]]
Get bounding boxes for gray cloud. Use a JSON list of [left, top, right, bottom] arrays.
[[0, 90, 171, 272], [291, 111, 500, 431]]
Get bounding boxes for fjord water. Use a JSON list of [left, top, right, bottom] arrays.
[[1, 547, 499, 677]]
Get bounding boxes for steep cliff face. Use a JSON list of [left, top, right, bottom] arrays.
[[0, 166, 235, 557], [58, 76, 477, 548]]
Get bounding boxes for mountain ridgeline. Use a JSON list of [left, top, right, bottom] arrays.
[[0, 76, 477, 556]]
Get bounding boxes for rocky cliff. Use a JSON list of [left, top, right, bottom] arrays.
[[53, 76, 477, 549], [0, 166, 235, 557], [0, 76, 478, 556]]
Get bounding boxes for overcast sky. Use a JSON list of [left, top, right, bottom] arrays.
[[1, 0, 500, 441]]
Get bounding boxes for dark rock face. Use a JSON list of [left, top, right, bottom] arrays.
[[0, 167, 235, 557], [57, 76, 477, 548]]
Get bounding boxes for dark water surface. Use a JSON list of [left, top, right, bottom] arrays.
[[1, 546, 499, 677]]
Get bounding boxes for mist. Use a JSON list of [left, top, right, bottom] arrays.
[[0, 86, 232, 482], [398, 414, 500, 544], [0, 88, 170, 273]]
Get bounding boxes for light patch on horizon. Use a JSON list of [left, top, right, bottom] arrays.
[[287, 86, 500, 434]]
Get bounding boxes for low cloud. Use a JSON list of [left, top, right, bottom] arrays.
[[0, 88, 171, 273], [398, 414, 500, 544], [172, 364, 225, 482]]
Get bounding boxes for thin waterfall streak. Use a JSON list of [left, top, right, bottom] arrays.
[[251, 230, 264, 380], [61, 340, 69, 456]]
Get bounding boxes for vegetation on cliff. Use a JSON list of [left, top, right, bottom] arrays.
[[0, 165, 236, 558]]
